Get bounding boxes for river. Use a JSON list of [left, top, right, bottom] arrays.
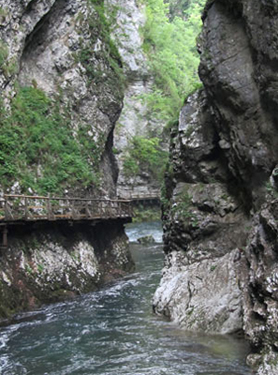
[[0, 221, 251, 375]]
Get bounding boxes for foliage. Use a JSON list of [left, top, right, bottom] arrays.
[[140, 0, 205, 125], [171, 186, 198, 225], [133, 204, 161, 223], [0, 0, 126, 195], [123, 136, 168, 182], [0, 87, 100, 194]]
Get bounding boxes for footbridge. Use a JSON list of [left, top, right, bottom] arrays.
[[0, 194, 133, 248]]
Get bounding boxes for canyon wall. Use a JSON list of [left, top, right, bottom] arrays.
[[0, 0, 133, 318], [105, 0, 161, 198], [153, 1, 278, 374]]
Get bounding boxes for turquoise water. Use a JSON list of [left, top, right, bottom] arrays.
[[0, 222, 251, 375]]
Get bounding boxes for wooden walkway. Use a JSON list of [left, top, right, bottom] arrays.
[[0, 194, 133, 223], [0, 194, 133, 248]]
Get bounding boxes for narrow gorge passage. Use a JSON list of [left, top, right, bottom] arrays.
[[0, 222, 251, 375]]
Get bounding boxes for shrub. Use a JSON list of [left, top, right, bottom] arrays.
[[122, 136, 168, 182], [0, 87, 100, 194]]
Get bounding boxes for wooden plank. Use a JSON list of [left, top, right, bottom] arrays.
[[27, 206, 46, 209], [5, 194, 48, 199]]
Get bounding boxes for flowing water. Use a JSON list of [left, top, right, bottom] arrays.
[[0, 222, 251, 375]]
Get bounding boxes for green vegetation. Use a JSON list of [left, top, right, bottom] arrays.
[[0, 87, 100, 194], [133, 204, 161, 223], [37, 264, 44, 274], [140, 0, 205, 126], [171, 187, 199, 226], [0, 0, 126, 195], [123, 136, 168, 182], [121, 0, 205, 183], [265, 181, 278, 199]]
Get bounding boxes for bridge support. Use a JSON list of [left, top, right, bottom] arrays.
[[0, 225, 8, 248]]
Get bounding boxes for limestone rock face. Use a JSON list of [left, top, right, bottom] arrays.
[[154, 0, 278, 372], [0, 221, 133, 318], [0, 0, 124, 197], [153, 249, 245, 334], [0, 0, 133, 318], [244, 200, 278, 375], [105, 0, 161, 198]]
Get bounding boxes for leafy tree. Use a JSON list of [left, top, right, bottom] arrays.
[[140, 0, 205, 125], [123, 136, 168, 182]]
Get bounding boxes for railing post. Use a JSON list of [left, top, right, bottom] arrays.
[[2, 226, 8, 247], [86, 201, 89, 219], [71, 199, 76, 220], [47, 194, 52, 220], [24, 196, 28, 220], [4, 197, 8, 220]]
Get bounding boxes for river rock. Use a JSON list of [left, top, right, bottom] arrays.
[[137, 235, 155, 244]]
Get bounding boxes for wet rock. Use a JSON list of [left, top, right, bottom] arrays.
[[0, 221, 134, 318], [153, 249, 246, 334], [137, 235, 155, 244]]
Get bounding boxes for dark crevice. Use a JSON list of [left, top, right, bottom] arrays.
[[21, 0, 66, 63]]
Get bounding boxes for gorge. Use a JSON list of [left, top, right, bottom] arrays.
[[0, 0, 278, 374]]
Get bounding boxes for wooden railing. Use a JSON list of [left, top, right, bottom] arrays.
[[0, 195, 133, 222]]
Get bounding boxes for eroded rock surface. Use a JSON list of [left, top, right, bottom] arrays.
[[154, 1, 278, 373], [0, 221, 133, 318], [105, 0, 162, 198], [0, 0, 123, 197], [0, 0, 133, 318], [154, 249, 246, 334]]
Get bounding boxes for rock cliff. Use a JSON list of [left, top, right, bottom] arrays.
[[105, 0, 161, 198], [0, 0, 133, 318], [153, 1, 278, 373]]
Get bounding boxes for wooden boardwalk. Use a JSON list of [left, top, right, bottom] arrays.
[[0, 194, 133, 248], [0, 194, 133, 223]]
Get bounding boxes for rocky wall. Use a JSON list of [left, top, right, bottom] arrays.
[[105, 0, 162, 198], [0, 0, 124, 197], [0, 0, 134, 318], [0, 220, 133, 319], [153, 1, 278, 373]]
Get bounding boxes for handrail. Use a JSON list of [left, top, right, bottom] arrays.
[[0, 194, 133, 222], [4, 194, 132, 203]]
